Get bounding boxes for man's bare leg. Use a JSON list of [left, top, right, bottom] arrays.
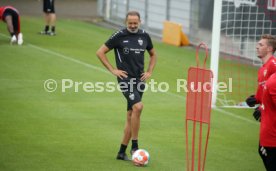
[[5, 15, 15, 35], [130, 102, 143, 153]]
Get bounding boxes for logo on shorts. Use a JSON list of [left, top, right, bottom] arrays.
[[138, 38, 143, 46], [129, 93, 135, 100]]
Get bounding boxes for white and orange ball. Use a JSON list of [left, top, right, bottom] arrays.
[[132, 149, 150, 166]]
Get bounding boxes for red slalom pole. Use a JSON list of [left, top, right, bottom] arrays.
[[185, 43, 213, 171]]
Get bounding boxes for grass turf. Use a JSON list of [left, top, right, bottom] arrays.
[[0, 16, 262, 170]]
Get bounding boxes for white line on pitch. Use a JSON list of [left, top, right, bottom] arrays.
[[28, 44, 111, 75]]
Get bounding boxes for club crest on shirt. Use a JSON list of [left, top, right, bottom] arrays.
[[263, 69, 267, 77], [272, 59, 276, 65], [261, 104, 265, 110], [138, 38, 143, 46]]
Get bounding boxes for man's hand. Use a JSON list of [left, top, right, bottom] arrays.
[[111, 69, 128, 79], [140, 72, 152, 81], [246, 95, 257, 107], [253, 107, 261, 122]]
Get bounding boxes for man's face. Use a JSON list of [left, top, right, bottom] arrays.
[[256, 39, 272, 59], [126, 15, 140, 33]]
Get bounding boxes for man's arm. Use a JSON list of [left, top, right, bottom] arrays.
[[141, 48, 157, 81], [96, 44, 128, 79]]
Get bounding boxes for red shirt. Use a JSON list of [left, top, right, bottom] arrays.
[[0, 6, 19, 21], [255, 56, 276, 103], [260, 73, 276, 147]]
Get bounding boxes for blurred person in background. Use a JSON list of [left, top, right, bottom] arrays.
[[40, 0, 56, 36], [0, 5, 23, 45]]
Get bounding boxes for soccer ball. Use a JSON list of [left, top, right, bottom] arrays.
[[132, 149, 150, 166]]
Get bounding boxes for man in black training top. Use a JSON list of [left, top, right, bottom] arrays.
[[96, 11, 157, 161]]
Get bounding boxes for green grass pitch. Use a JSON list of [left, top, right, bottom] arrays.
[[0, 16, 263, 170]]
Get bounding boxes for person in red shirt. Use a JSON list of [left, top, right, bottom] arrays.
[[259, 72, 276, 171], [0, 6, 23, 45], [246, 34, 276, 121]]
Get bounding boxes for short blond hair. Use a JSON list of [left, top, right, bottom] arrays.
[[261, 34, 276, 53]]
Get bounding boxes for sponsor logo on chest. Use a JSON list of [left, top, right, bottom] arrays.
[[123, 47, 129, 54]]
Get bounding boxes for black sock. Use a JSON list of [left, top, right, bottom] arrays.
[[51, 26, 55, 33], [10, 32, 15, 37], [44, 25, 49, 32], [131, 139, 138, 150], [118, 144, 127, 154]]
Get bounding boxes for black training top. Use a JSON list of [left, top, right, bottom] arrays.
[[105, 28, 153, 78]]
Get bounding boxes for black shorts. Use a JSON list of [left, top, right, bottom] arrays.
[[258, 145, 276, 171], [43, 0, 55, 13], [118, 77, 145, 111], [2, 9, 20, 34]]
